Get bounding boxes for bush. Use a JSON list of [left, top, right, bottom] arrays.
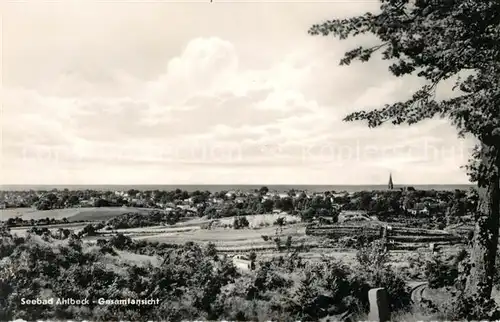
[[79, 224, 97, 237], [205, 242, 218, 257], [356, 240, 389, 269], [233, 216, 249, 230], [354, 240, 411, 312], [106, 211, 181, 229], [424, 251, 467, 289], [439, 294, 500, 321], [273, 217, 285, 226], [109, 233, 133, 250]]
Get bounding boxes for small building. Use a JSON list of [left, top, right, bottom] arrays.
[[408, 203, 429, 216], [232, 255, 252, 271], [225, 191, 236, 198], [235, 197, 246, 204]]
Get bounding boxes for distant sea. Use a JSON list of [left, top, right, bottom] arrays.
[[0, 184, 475, 192]]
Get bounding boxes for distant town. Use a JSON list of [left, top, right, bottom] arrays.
[[1, 179, 477, 231]]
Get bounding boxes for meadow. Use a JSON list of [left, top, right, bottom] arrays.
[[1, 206, 156, 221], [4, 207, 464, 269], [3, 203, 500, 321]]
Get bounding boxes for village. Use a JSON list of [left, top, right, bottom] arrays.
[[0, 176, 477, 227]]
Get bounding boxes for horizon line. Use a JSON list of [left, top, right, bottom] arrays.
[[1, 183, 474, 187]]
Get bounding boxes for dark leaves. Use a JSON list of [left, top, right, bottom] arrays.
[[310, 0, 500, 153]]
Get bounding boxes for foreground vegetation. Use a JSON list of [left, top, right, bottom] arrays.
[[2, 223, 500, 321], [309, 0, 500, 313], [1, 228, 412, 321]]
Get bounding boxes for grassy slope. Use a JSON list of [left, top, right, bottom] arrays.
[[1, 207, 157, 222]]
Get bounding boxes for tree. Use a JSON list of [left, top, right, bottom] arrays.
[[358, 192, 373, 211], [233, 216, 249, 230], [309, 0, 500, 307], [281, 197, 294, 212], [127, 189, 139, 197], [94, 198, 110, 208], [261, 199, 274, 213], [79, 224, 97, 237], [301, 207, 315, 222], [67, 195, 80, 207]]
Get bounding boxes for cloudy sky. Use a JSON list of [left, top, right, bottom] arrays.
[[1, 0, 475, 185]]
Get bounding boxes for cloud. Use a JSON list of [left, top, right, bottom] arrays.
[[2, 14, 472, 184]]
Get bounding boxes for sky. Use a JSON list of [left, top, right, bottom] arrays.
[[1, 0, 476, 185]]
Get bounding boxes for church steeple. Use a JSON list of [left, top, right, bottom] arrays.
[[388, 173, 394, 190]]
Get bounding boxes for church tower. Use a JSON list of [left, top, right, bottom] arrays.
[[388, 173, 394, 190]]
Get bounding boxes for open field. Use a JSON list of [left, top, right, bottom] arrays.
[[3, 209, 468, 270], [215, 213, 301, 228], [1, 207, 158, 222]]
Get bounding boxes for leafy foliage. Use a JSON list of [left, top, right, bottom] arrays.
[[1, 228, 413, 321], [309, 0, 500, 182], [309, 1, 500, 315], [106, 210, 182, 229], [233, 216, 250, 229]]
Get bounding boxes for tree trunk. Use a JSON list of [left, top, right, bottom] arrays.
[[464, 143, 500, 300]]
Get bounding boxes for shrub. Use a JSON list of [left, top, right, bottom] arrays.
[[109, 233, 133, 250], [285, 236, 293, 250], [439, 294, 500, 321], [205, 242, 218, 257], [233, 216, 249, 229], [273, 217, 285, 226], [79, 224, 97, 237], [356, 239, 389, 269], [354, 240, 411, 312], [424, 251, 467, 289]]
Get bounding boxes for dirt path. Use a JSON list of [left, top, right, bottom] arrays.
[[410, 282, 428, 304]]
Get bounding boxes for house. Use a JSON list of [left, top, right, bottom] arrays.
[[212, 198, 224, 204], [232, 255, 252, 271], [235, 197, 245, 204], [407, 203, 430, 216], [80, 200, 93, 207], [225, 191, 236, 198], [134, 199, 145, 207]]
